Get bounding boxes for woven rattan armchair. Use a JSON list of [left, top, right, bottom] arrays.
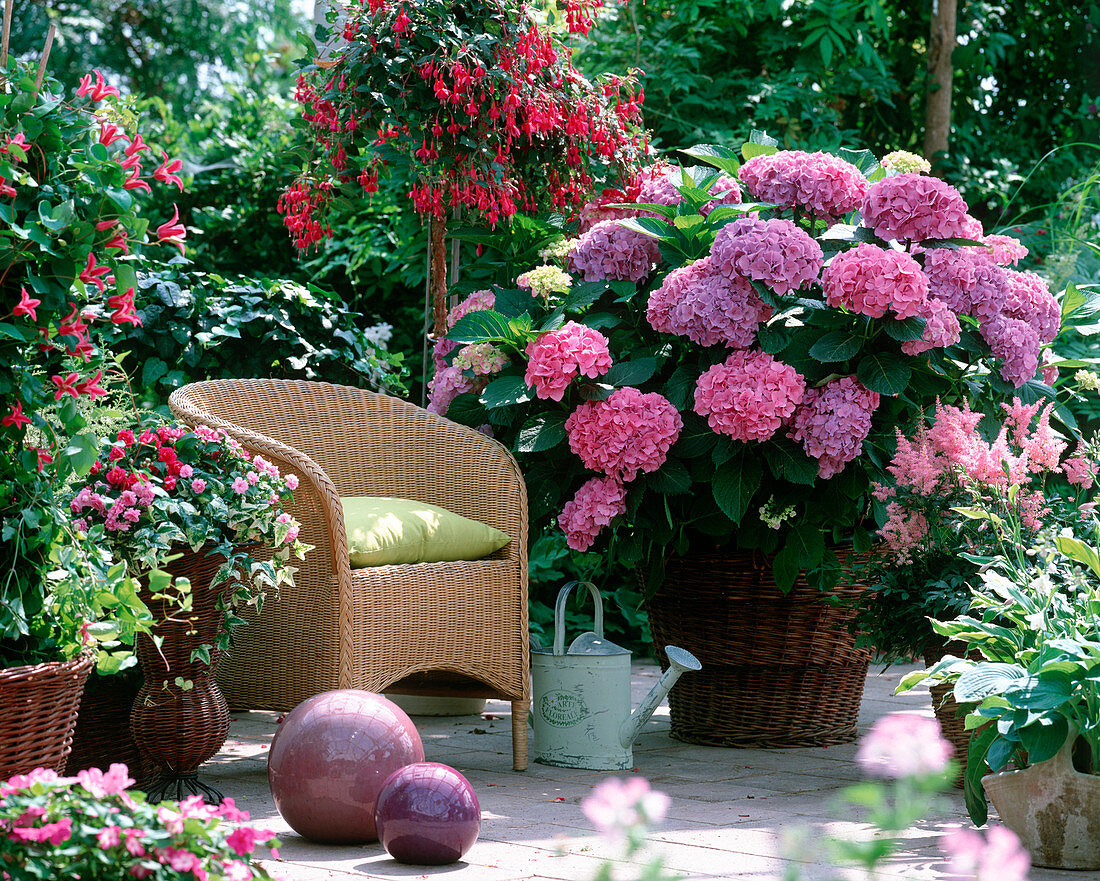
[[168, 379, 531, 770]]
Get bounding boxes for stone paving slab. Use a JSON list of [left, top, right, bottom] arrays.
[[202, 664, 1080, 881]]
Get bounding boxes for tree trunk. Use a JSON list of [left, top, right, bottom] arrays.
[[429, 218, 449, 337], [923, 0, 958, 173]]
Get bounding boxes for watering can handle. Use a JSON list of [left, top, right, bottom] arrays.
[[552, 581, 604, 657]]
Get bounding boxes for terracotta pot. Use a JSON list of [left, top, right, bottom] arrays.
[[983, 727, 1100, 870]]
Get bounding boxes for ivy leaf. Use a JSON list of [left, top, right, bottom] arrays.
[[479, 375, 532, 408], [712, 452, 762, 525], [809, 331, 863, 362], [857, 352, 911, 395], [514, 413, 567, 453]]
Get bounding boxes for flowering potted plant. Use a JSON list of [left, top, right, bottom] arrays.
[[431, 138, 1066, 745], [0, 764, 280, 879], [282, 0, 645, 333], [0, 50, 187, 775], [67, 421, 309, 802]]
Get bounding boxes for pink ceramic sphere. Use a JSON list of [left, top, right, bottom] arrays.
[[267, 690, 424, 844], [375, 762, 481, 865]]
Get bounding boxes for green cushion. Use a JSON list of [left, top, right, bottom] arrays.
[[342, 496, 511, 568]]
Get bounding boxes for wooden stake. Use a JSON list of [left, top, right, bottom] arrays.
[[1, 0, 14, 70], [32, 23, 55, 98]]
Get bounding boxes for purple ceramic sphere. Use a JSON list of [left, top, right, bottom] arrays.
[[374, 762, 481, 865], [267, 690, 424, 844]]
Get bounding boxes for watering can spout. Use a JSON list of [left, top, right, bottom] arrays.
[[619, 646, 701, 750]]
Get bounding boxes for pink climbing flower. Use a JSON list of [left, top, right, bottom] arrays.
[[857, 713, 952, 778], [524, 321, 613, 401], [566, 387, 683, 482], [861, 173, 971, 242], [823, 243, 929, 319], [694, 350, 806, 442]]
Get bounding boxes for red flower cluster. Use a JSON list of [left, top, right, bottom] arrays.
[[280, 0, 645, 247]]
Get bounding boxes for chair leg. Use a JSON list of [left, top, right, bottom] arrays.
[[511, 699, 530, 771]]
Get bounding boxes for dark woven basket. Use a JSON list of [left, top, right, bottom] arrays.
[[923, 640, 975, 787], [646, 549, 871, 748], [0, 650, 95, 779], [132, 548, 234, 774], [65, 671, 149, 783]]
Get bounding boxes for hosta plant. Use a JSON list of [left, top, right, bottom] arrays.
[[431, 139, 1071, 592]]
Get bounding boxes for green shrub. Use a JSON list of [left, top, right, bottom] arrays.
[[98, 264, 407, 410]]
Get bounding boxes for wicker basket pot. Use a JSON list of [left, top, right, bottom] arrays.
[[646, 549, 871, 748], [65, 670, 148, 783], [923, 639, 977, 787], [0, 650, 95, 779]]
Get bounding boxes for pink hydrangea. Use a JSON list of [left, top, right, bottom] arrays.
[[940, 826, 1031, 881], [558, 475, 628, 551], [447, 288, 496, 329], [427, 364, 480, 415], [711, 216, 823, 295], [636, 164, 684, 208], [823, 243, 929, 319], [861, 173, 971, 242], [924, 248, 1011, 324], [1004, 269, 1060, 343], [453, 342, 507, 376], [738, 150, 868, 219], [788, 376, 880, 478], [980, 313, 1041, 387], [565, 387, 683, 481], [856, 712, 952, 778], [700, 174, 743, 216], [524, 321, 613, 401], [569, 218, 660, 283], [693, 350, 806, 442], [901, 297, 962, 355], [646, 257, 772, 348], [983, 234, 1028, 266], [578, 189, 636, 232]]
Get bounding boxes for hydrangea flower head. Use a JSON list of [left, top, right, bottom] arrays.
[[518, 264, 573, 299], [861, 173, 971, 242], [983, 234, 1028, 266], [524, 321, 613, 401], [636, 164, 684, 208], [426, 364, 480, 415], [570, 218, 660, 283], [700, 174, 743, 216], [1004, 269, 1059, 343], [453, 342, 507, 377], [880, 150, 931, 175], [738, 150, 868, 219], [447, 288, 496, 330], [694, 350, 806, 442], [711, 216, 823, 295], [646, 257, 772, 348], [856, 712, 952, 778], [924, 248, 1010, 324], [980, 313, 1041, 387], [823, 243, 929, 319], [788, 376, 880, 478], [566, 387, 683, 481], [558, 475, 627, 551], [900, 297, 961, 355]]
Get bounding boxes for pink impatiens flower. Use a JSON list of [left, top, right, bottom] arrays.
[[823, 243, 929, 319], [856, 712, 952, 778], [524, 321, 613, 401], [566, 387, 683, 482], [694, 350, 806, 442]]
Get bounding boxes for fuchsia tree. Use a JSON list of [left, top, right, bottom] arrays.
[[281, 0, 646, 335]]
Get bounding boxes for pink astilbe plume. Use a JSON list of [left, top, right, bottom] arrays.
[[822, 243, 929, 319], [524, 321, 613, 401], [558, 475, 628, 551], [646, 257, 772, 348], [788, 376, 880, 478], [566, 387, 682, 482], [694, 350, 805, 442], [710, 216, 822, 295]]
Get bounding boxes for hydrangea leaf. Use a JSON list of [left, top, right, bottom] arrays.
[[712, 452, 762, 526], [856, 351, 911, 395], [514, 413, 567, 453], [480, 375, 533, 409], [679, 143, 741, 176], [809, 330, 863, 362]]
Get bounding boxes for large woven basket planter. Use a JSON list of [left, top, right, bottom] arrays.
[[0, 650, 95, 779], [646, 550, 871, 748], [922, 640, 974, 788]]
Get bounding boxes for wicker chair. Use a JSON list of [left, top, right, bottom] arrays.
[[168, 379, 531, 770]]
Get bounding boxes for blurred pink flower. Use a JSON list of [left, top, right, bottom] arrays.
[[582, 776, 670, 840], [857, 713, 952, 778], [940, 825, 1030, 881]]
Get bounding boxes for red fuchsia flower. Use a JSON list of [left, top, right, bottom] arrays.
[[153, 150, 184, 191], [558, 475, 628, 551], [155, 204, 187, 254], [13, 286, 40, 320], [694, 350, 806, 442], [76, 69, 121, 101], [2, 400, 31, 430], [51, 372, 80, 400], [79, 251, 111, 292], [98, 120, 126, 145], [711, 216, 823, 295], [107, 287, 142, 326]]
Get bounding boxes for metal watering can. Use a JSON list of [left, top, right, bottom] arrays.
[[530, 581, 701, 770]]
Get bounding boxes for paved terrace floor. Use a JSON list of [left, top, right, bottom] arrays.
[[203, 664, 1077, 881]]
